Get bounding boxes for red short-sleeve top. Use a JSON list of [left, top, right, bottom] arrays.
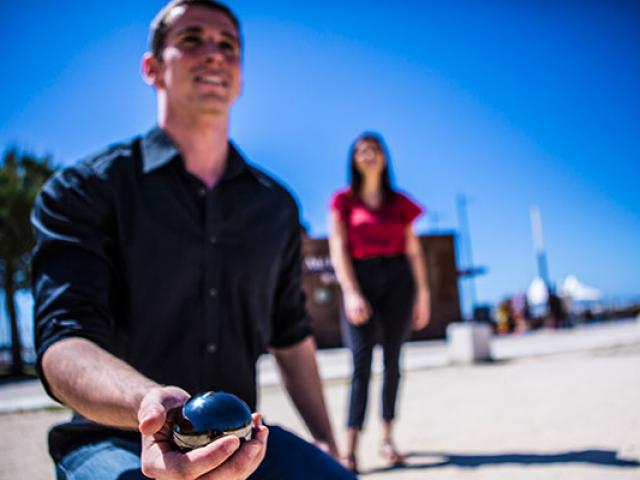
[[330, 189, 423, 260]]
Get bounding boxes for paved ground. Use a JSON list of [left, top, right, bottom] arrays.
[[1, 319, 639, 479]]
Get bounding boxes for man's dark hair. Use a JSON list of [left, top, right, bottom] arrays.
[[150, 0, 242, 60], [349, 132, 395, 204]]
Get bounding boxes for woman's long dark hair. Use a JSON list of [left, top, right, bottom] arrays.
[[349, 132, 394, 204]]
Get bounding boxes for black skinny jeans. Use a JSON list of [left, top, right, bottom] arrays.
[[341, 255, 415, 429]]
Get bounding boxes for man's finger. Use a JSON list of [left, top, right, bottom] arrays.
[[138, 387, 190, 435], [183, 435, 241, 470], [138, 404, 167, 435], [198, 425, 269, 480], [144, 435, 241, 480]]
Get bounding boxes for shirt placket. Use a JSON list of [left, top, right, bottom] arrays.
[[201, 186, 222, 387]]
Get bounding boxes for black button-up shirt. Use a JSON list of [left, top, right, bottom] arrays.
[[31, 127, 311, 460]]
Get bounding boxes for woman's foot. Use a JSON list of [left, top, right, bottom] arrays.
[[379, 440, 407, 466], [343, 453, 359, 474]]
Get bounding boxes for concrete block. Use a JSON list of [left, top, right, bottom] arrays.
[[446, 322, 492, 364]]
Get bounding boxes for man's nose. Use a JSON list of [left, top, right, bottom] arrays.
[[202, 41, 226, 62]]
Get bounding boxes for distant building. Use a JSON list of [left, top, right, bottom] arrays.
[[301, 234, 462, 348]]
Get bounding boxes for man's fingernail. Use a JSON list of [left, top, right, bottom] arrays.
[[138, 410, 149, 424], [225, 437, 240, 453]]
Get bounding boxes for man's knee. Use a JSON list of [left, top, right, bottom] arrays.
[[56, 439, 143, 480], [255, 426, 356, 479]]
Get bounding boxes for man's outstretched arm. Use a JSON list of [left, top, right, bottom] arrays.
[[42, 337, 162, 429], [43, 337, 269, 479]]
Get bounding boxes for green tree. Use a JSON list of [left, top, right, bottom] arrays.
[[0, 149, 55, 376]]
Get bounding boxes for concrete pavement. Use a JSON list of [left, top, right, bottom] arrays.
[[1, 318, 639, 479], [3, 318, 639, 413]]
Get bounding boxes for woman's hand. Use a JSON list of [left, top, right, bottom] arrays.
[[343, 290, 372, 325], [412, 290, 431, 331]]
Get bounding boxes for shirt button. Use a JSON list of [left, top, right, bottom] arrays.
[[209, 235, 217, 244], [198, 187, 207, 197], [206, 343, 217, 354], [209, 288, 218, 297]]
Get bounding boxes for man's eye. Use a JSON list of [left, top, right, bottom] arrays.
[[182, 35, 202, 46], [219, 41, 239, 55]]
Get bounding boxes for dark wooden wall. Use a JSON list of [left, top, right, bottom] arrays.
[[301, 234, 462, 348]]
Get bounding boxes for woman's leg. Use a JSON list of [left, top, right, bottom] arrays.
[[378, 331, 409, 466], [379, 268, 413, 422], [340, 288, 376, 473], [342, 315, 375, 429], [378, 259, 415, 464]]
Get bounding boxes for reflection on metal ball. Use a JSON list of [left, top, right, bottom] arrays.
[[172, 391, 253, 450]]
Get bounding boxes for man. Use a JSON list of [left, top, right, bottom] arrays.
[[31, 1, 356, 478]]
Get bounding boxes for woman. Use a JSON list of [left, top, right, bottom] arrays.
[[328, 132, 431, 473]]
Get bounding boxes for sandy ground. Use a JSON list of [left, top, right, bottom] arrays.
[[1, 343, 639, 479]]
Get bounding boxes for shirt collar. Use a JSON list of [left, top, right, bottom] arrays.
[[141, 127, 180, 174], [141, 126, 251, 181], [223, 141, 249, 182]]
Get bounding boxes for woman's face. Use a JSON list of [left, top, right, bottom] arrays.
[[353, 140, 386, 177]]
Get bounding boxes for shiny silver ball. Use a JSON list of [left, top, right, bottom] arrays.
[[172, 391, 253, 450]]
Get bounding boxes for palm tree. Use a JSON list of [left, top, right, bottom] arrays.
[[0, 148, 55, 376]]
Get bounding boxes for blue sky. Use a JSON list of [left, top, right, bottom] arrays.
[[1, 1, 639, 324]]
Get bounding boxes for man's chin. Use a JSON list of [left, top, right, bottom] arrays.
[[177, 102, 227, 119], [196, 96, 233, 114]]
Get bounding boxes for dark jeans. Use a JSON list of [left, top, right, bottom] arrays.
[[55, 426, 356, 479], [341, 255, 415, 429]]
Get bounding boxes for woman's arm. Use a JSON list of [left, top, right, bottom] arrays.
[[405, 226, 431, 330], [328, 210, 371, 325]]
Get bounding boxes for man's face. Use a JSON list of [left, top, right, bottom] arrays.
[[151, 5, 242, 117]]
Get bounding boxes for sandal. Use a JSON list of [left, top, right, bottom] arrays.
[[379, 440, 407, 466]]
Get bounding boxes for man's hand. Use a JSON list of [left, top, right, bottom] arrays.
[[313, 439, 341, 461], [344, 290, 372, 325], [138, 386, 269, 479]]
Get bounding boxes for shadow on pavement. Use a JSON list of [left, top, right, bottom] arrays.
[[364, 449, 640, 475], [0, 373, 37, 386]]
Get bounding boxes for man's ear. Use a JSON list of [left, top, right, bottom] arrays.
[[142, 52, 164, 88]]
